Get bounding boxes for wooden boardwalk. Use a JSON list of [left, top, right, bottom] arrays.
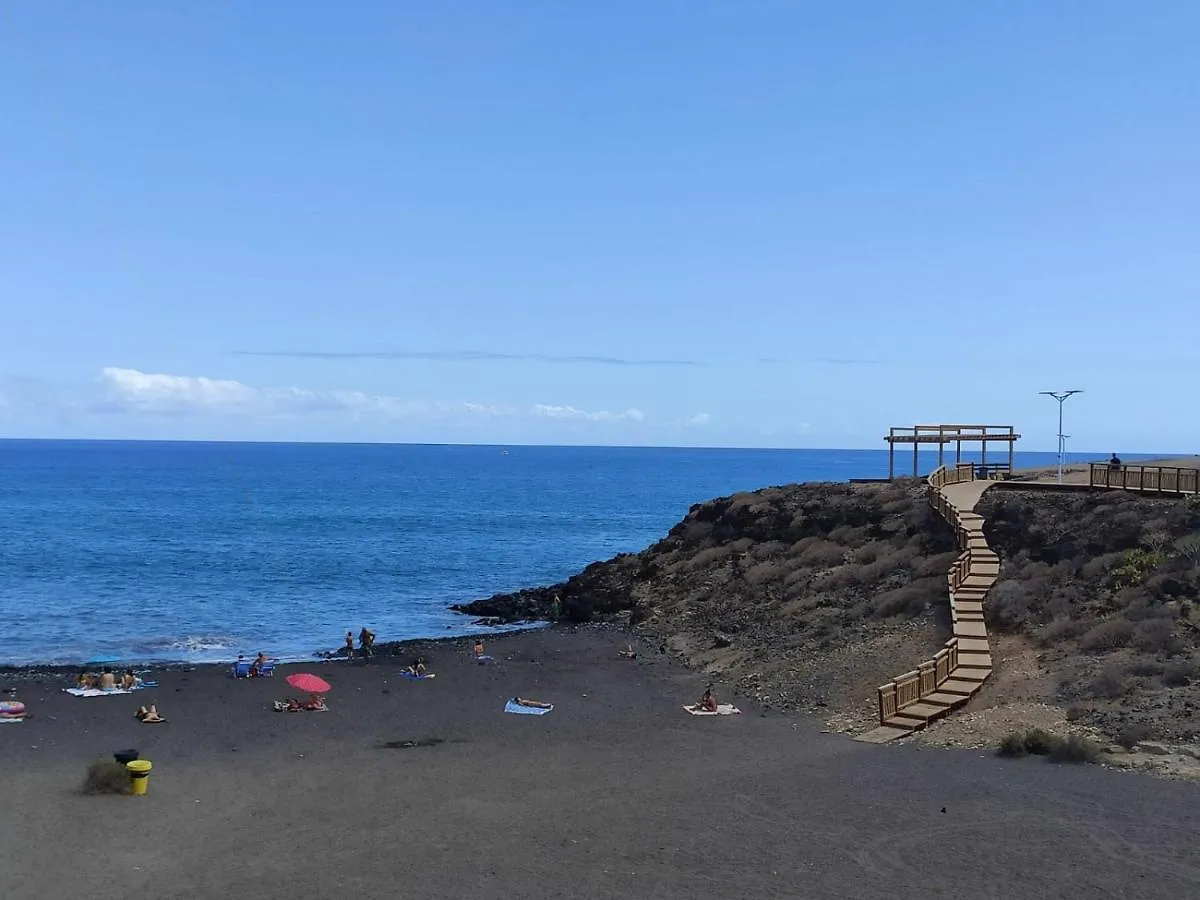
[[856, 466, 998, 743]]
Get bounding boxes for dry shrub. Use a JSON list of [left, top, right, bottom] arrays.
[[1037, 617, 1086, 647], [688, 546, 731, 570], [1115, 724, 1152, 750], [1088, 664, 1130, 699], [986, 580, 1033, 632], [1126, 658, 1165, 678], [83, 759, 130, 795], [796, 539, 846, 568], [997, 729, 1101, 764], [751, 540, 787, 560], [853, 541, 890, 565], [1162, 657, 1197, 687], [1132, 617, 1176, 652], [1079, 620, 1134, 652], [1049, 734, 1103, 764], [743, 560, 785, 586], [871, 584, 929, 619]]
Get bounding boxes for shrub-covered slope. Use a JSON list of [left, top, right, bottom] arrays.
[[459, 480, 960, 719], [980, 490, 1200, 741]]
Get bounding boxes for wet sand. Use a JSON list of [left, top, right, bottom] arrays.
[[1, 627, 1198, 899]]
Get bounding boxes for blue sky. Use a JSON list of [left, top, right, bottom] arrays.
[[1, 2, 1197, 451]]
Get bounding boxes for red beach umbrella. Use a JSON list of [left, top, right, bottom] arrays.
[[286, 673, 331, 694]]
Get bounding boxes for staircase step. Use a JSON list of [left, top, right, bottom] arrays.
[[922, 691, 969, 708], [950, 668, 990, 683], [883, 715, 927, 731], [956, 638, 990, 652], [939, 679, 983, 696], [892, 702, 947, 721], [855, 725, 912, 743], [957, 652, 993, 669], [953, 620, 987, 638]]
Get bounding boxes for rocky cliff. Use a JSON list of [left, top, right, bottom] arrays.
[[458, 479, 1200, 743]]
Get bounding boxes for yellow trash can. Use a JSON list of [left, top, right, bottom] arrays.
[[126, 759, 153, 796]]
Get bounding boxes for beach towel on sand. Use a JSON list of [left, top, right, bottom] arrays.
[[0, 716, 24, 724], [65, 687, 133, 697], [475, 655, 494, 663], [504, 700, 553, 716], [683, 704, 741, 716], [398, 671, 436, 680]]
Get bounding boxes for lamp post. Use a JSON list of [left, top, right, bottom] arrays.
[[1039, 390, 1083, 484]]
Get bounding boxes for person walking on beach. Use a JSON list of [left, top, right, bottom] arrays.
[[359, 626, 375, 662]]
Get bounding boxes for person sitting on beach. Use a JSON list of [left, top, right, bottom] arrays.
[[473, 639, 485, 659], [120, 670, 138, 691], [135, 705, 165, 723], [410, 657, 427, 676], [97, 668, 117, 691], [251, 652, 269, 676], [697, 685, 718, 712], [77, 671, 97, 690], [512, 696, 552, 710]]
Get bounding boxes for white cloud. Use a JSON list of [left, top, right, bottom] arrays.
[[686, 412, 711, 426], [94, 368, 647, 427], [530, 404, 645, 423]]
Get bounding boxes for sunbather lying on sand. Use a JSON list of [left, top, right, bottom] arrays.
[[473, 640, 485, 658], [135, 705, 166, 723], [618, 644, 637, 659], [406, 658, 428, 676], [276, 695, 328, 712], [512, 696, 552, 710]]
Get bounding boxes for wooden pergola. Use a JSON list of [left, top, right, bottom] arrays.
[[885, 424, 1021, 479]]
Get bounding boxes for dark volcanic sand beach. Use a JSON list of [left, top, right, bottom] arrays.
[[2, 628, 1198, 900]]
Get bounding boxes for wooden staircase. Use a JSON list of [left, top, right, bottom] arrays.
[[856, 465, 999, 743]]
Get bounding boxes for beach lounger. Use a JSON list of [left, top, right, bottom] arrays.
[[504, 699, 553, 715], [683, 704, 741, 716], [257, 661, 276, 677], [232, 660, 253, 678]]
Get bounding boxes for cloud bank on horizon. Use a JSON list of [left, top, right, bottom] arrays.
[[0, 367, 708, 442]]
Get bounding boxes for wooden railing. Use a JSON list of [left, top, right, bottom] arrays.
[[1090, 463, 1200, 495], [873, 464, 993, 729]]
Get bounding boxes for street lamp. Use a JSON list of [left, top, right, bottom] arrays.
[[1039, 390, 1083, 483]]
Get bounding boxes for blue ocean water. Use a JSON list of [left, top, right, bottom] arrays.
[[0, 440, 1089, 666]]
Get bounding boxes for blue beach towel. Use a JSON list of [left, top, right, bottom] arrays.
[[504, 699, 553, 716], [398, 671, 436, 680], [475, 655, 494, 663]]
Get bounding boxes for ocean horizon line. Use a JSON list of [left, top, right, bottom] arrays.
[[0, 435, 1183, 457]]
